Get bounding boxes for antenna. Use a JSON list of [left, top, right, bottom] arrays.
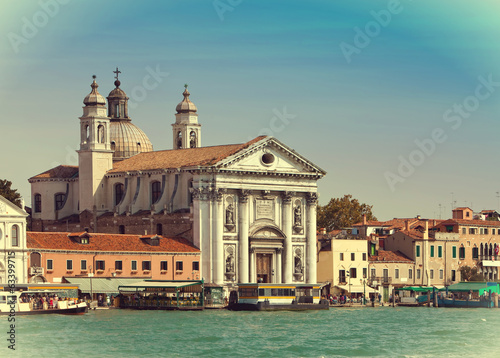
[[496, 191, 500, 211], [438, 204, 443, 220]]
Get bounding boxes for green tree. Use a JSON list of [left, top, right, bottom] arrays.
[[458, 265, 484, 282], [0, 179, 22, 208], [317, 194, 377, 231]]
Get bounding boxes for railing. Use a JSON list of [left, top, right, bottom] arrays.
[[367, 276, 392, 286], [29, 267, 44, 275]]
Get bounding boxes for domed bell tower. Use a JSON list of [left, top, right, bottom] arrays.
[[78, 75, 113, 214], [172, 84, 201, 149]]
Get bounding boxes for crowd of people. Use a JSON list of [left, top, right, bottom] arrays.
[[18, 293, 81, 310]]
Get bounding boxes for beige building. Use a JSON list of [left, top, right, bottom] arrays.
[[317, 231, 368, 298]]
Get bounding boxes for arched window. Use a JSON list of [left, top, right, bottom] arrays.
[[30, 252, 41, 267], [190, 131, 197, 148], [85, 125, 90, 140], [115, 183, 124, 206], [55, 193, 65, 210], [111, 141, 116, 151], [98, 125, 105, 143], [177, 131, 182, 149], [34, 194, 42, 213], [151, 181, 161, 204], [11, 225, 19, 247]]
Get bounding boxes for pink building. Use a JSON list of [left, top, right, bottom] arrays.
[[26, 231, 200, 298]]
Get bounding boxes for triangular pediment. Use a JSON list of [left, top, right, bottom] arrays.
[[216, 137, 326, 177], [0, 195, 28, 217]]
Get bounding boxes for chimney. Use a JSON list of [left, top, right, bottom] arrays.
[[363, 214, 367, 225], [416, 215, 421, 220], [405, 220, 410, 231]]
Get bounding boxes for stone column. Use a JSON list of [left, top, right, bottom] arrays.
[[238, 190, 250, 283], [249, 247, 256, 283], [212, 188, 224, 285], [276, 248, 283, 284], [282, 191, 294, 283], [306, 192, 318, 284]]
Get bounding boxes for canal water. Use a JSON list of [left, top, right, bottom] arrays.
[[3, 306, 500, 357]]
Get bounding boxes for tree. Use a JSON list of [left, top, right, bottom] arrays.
[[317, 194, 377, 231], [458, 266, 484, 282], [0, 179, 22, 208]]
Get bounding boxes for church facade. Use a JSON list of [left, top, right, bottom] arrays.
[[29, 72, 326, 286]]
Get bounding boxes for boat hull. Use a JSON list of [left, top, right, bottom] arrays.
[[0, 303, 88, 315], [228, 299, 330, 311]]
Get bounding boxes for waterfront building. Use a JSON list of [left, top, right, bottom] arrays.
[[317, 230, 368, 299], [28, 72, 326, 290], [0, 195, 29, 284], [26, 231, 200, 298], [434, 207, 500, 281]]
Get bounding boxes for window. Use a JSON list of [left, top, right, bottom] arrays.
[[190, 131, 197, 148], [409, 269, 413, 279], [81, 260, 87, 270], [151, 181, 161, 204], [131, 260, 137, 271], [370, 268, 376, 278], [192, 261, 200, 271], [438, 246, 443, 258], [160, 261, 168, 271], [462, 228, 466, 234], [176, 261, 184, 271], [417, 269, 421, 279], [339, 253, 344, 261], [472, 247, 479, 259], [55, 193, 65, 210], [339, 270, 346, 282], [452, 246, 457, 259], [459, 247, 465, 259], [96, 260, 105, 270], [115, 183, 124, 206], [395, 269, 399, 279], [430, 270, 434, 279], [351, 253, 355, 261], [156, 223, 163, 235], [469, 228, 475, 235], [439, 269, 443, 279], [480, 228, 484, 235], [66, 260, 73, 271], [142, 261, 151, 271], [493, 229, 496, 235], [119, 225, 125, 234], [115, 260, 122, 270], [416, 245, 421, 257], [382, 269, 389, 282], [362, 253, 367, 261], [451, 269, 456, 281], [466, 211, 470, 217], [350, 267, 357, 279], [430, 246, 435, 257], [363, 268, 367, 278], [47, 259, 53, 270], [11, 225, 19, 247], [485, 228, 489, 235], [34, 194, 42, 213]]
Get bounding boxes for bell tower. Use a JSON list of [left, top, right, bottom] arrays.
[[172, 84, 201, 149], [77, 75, 113, 213]]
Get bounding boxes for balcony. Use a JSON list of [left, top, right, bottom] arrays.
[[29, 267, 44, 275], [367, 276, 392, 286]]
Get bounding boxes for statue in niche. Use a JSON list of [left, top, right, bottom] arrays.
[[294, 256, 303, 274], [190, 136, 196, 148], [226, 203, 234, 225], [226, 253, 235, 273], [294, 205, 302, 226], [98, 125, 104, 143]]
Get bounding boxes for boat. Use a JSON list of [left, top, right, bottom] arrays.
[[227, 283, 330, 311], [0, 290, 88, 315], [437, 282, 499, 308], [397, 286, 435, 306]]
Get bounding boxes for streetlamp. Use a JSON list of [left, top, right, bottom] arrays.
[[88, 265, 94, 302], [346, 271, 351, 306]]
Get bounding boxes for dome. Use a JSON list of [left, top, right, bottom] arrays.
[[110, 121, 153, 161], [108, 80, 128, 99], [176, 87, 197, 113], [83, 77, 106, 106]]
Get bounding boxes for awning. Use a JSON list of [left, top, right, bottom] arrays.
[[118, 280, 204, 293], [64, 277, 147, 294]]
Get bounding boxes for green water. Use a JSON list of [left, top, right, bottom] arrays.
[[3, 306, 500, 357]]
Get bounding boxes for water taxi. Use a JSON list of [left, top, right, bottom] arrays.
[[228, 283, 329, 311], [0, 290, 88, 315]]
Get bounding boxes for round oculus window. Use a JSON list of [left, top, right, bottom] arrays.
[[261, 153, 275, 165]]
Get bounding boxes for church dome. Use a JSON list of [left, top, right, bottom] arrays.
[[83, 76, 106, 106], [110, 121, 153, 161], [176, 86, 197, 113]]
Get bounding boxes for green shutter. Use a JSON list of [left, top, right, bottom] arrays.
[[416, 245, 420, 257], [452, 246, 457, 258], [430, 246, 435, 257], [438, 246, 443, 258]]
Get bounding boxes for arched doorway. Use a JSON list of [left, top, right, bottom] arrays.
[[249, 224, 285, 283]]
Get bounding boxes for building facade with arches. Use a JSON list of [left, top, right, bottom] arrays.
[[28, 73, 326, 287], [0, 195, 29, 284]]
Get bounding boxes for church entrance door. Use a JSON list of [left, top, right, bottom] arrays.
[[256, 253, 272, 283]]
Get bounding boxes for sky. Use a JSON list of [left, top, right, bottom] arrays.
[[1, 0, 500, 221]]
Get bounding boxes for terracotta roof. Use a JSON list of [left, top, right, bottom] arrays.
[[369, 250, 413, 263], [30, 165, 79, 180], [27, 232, 200, 253], [453, 207, 471, 211], [108, 136, 266, 173], [439, 219, 500, 227]]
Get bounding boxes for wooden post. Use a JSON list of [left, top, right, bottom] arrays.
[[494, 292, 498, 308], [427, 291, 430, 307], [433, 287, 438, 308], [392, 288, 395, 307]]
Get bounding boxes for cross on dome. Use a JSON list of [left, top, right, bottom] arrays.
[[114, 67, 121, 81]]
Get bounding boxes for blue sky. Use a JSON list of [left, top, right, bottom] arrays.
[[1, 0, 500, 220]]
